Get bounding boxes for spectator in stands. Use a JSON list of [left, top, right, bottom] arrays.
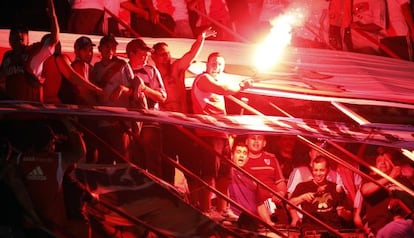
[[0, 0, 59, 102], [288, 156, 353, 231], [68, 0, 105, 35], [188, 0, 233, 41], [126, 38, 168, 181], [144, 0, 194, 38], [328, 0, 353, 51], [350, 0, 386, 55], [9, 119, 89, 237], [228, 141, 256, 216], [0, 26, 29, 99], [229, 139, 280, 230], [70, 36, 98, 105], [69, 36, 101, 164], [121, 0, 176, 37], [152, 28, 216, 185], [169, 0, 195, 38], [360, 149, 414, 235], [244, 134, 287, 226], [152, 27, 216, 113], [91, 35, 147, 164], [190, 52, 252, 221], [377, 198, 414, 238], [287, 140, 352, 229], [42, 40, 103, 104], [93, 35, 146, 108], [103, 0, 123, 36], [287, 140, 346, 198]]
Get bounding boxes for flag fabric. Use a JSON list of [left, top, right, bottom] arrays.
[[0, 101, 413, 149]]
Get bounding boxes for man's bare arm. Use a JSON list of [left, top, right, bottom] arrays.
[[198, 74, 252, 95], [177, 28, 217, 70], [47, 0, 59, 46]]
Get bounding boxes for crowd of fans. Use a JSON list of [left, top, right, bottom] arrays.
[[2, 0, 414, 61], [0, 0, 414, 237]]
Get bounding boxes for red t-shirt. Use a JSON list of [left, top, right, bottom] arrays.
[[244, 151, 285, 203]]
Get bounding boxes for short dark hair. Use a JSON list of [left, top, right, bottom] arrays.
[[10, 25, 29, 35], [312, 156, 330, 169], [207, 52, 222, 62], [153, 42, 168, 52], [99, 35, 118, 47], [126, 38, 152, 55], [232, 141, 248, 153]]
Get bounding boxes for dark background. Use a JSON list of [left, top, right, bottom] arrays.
[[0, 0, 71, 32]]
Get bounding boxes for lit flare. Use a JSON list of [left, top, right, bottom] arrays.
[[254, 9, 305, 72]]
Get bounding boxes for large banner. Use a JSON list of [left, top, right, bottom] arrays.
[[1, 101, 413, 149]]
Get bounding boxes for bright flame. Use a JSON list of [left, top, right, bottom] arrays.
[[254, 10, 305, 72]]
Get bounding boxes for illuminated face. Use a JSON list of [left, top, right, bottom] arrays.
[[376, 153, 393, 174], [233, 145, 248, 167], [152, 45, 171, 66], [76, 45, 94, 63], [99, 42, 117, 61], [246, 135, 266, 155], [312, 161, 328, 185], [206, 55, 225, 77]]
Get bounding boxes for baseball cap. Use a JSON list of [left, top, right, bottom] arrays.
[[74, 36, 95, 51], [126, 38, 152, 54], [99, 35, 118, 47]]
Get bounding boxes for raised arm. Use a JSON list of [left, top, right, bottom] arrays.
[[177, 28, 217, 70], [361, 166, 401, 196], [47, 0, 59, 46]]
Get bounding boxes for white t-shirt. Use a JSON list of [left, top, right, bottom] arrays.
[[30, 38, 55, 78]]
